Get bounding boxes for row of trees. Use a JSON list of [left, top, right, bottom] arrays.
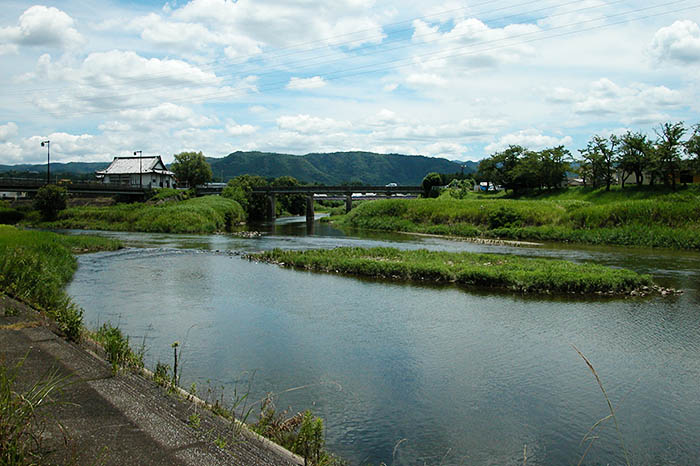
[[476, 145, 571, 193], [476, 122, 700, 193]]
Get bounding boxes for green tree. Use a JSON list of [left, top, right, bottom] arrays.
[[222, 174, 269, 220], [170, 151, 213, 188], [271, 176, 306, 216], [34, 185, 67, 220], [421, 172, 442, 198], [538, 146, 571, 190], [655, 122, 686, 191], [618, 131, 653, 187], [684, 123, 700, 171], [579, 135, 618, 190]]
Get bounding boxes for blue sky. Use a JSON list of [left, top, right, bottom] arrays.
[[1, 0, 700, 164]]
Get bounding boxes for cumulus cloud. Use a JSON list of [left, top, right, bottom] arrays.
[[286, 76, 327, 90], [0, 6, 83, 49], [0, 122, 18, 142], [410, 17, 539, 72], [649, 20, 700, 65], [485, 129, 572, 153], [21, 50, 256, 115], [570, 78, 683, 123], [405, 73, 447, 88], [276, 114, 350, 134], [226, 121, 257, 136]]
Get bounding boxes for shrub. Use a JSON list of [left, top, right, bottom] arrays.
[[34, 185, 67, 220], [0, 207, 23, 224]]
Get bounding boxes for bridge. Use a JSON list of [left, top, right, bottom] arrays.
[[257, 185, 422, 223], [197, 184, 423, 222], [0, 178, 149, 197]]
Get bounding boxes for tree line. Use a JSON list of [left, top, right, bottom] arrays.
[[475, 122, 700, 193]]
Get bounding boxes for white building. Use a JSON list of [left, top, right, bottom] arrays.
[[96, 156, 175, 188]]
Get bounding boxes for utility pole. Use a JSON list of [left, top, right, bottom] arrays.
[[41, 140, 50, 184], [134, 150, 143, 188]]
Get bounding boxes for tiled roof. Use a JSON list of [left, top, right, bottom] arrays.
[[96, 156, 174, 176]]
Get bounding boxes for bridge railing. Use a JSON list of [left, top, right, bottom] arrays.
[[250, 185, 424, 195]]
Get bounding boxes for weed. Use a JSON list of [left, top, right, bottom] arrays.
[[187, 413, 201, 430], [92, 322, 143, 371], [0, 356, 69, 464], [213, 436, 227, 449], [573, 345, 631, 466]]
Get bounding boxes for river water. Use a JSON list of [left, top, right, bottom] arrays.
[[65, 217, 700, 465]]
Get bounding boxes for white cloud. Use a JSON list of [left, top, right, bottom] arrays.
[[276, 114, 350, 134], [410, 17, 539, 72], [0, 6, 83, 49], [226, 121, 257, 136], [649, 20, 700, 65], [571, 78, 684, 123], [423, 141, 468, 159], [405, 73, 447, 88], [383, 83, 398, 92], [286, 76, 327, 90], [0, 142, 23, 162], [0, 122, 18, 142], [485, 129, 572, 153]]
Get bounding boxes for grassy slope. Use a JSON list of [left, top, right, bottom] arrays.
[[340, 186, 700, 249], [0, 225, 121, 339], [249, 247, 654, 295], [37, 195, 245, 234]]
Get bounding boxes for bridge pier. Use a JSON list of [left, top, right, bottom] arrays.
[[306, 195, 314, 224], [345, 194, 352, 213], [267, 194, 276, 220]]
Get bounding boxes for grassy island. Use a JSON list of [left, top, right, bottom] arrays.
[[35, 195, 245, 234], [337, 186, 700, 250], [248, 247, 656, 296]]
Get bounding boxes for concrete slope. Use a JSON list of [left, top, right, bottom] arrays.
[[0, 295, 303, 466]]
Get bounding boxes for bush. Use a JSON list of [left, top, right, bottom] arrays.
[[0, 207, 23, 224], [34, 185, 67, 220]]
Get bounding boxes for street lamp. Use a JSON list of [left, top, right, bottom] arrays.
[[41, 140, 50, 184], [134, 150, 142, 188]]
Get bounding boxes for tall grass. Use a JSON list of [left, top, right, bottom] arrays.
[[249, 247, 653, 295], [341, 190, 700, 249], [0, 225, 121, 340], [37, 195, 245, 234], [0, 356, 68, 465]]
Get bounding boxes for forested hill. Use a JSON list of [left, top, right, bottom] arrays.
[[0, 151, 476, 185], [208, 151, 472, 185]]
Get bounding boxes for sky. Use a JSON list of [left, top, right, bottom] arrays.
[[1, 0, 700, 165]]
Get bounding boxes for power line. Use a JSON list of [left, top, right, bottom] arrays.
[[5, 0, 653, 107], [3, 1, 698, 119], [1, 0, 610, 97]]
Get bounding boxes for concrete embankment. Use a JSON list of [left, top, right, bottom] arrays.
[[0, 294, 303, 466]]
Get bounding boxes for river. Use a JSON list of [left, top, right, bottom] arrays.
[[65, 217, 700, 465]]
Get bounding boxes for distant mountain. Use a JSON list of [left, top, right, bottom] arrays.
[[0, 152, 476, 185], [0, 162, 109, 179], [208, 151, 472, 185]]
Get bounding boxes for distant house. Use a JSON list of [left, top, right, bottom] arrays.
[[96, 156, 175, 188]]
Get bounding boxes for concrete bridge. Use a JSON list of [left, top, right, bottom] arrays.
[[253, 185, 423, 223], [0, 178, 148, 198]]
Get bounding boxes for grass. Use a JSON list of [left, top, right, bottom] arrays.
[[0, 356, 68, 465], [247, 247, 655, 295], [35, 195, 245, 234], [91, 322, 144, 372], [0, 225, 121, 340], [338, 186, 700, 249]]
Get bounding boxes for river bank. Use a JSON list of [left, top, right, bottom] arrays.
[[247, 246, 662, 296], [31, 195, 245, 234], [335, 188, 700, 249]]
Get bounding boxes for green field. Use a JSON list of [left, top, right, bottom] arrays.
[[338, 186, 700, 249], [248, 247, 655, 295], [36, 195, 245, 234], [0, 225, 121, 339]]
